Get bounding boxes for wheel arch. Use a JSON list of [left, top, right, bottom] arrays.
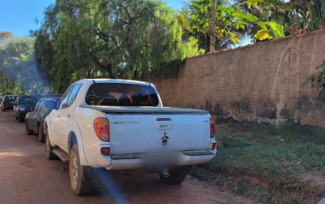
[[44, 121, 54, 146], [69, 122, 89, 166], [68, 131, 78, 153]]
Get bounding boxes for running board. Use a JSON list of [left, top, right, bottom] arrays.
[[53, 149, 69, 162]]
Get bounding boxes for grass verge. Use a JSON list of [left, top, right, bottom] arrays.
[[191, 121, 325, 203]]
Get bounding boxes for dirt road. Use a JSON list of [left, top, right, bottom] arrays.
[[0, 111, 253, 204]]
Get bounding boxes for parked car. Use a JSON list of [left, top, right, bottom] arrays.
[[25, 97, 60, 142], [13, 96, 41, 122], [44, 79, 217, 195], [1, 95, 18, 111]]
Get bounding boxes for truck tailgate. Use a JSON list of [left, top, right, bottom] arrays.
[[107, 113, 211, 155]]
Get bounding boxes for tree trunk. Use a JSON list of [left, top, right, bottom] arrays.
[[106, 63, 115, 79], [209, 0, 217, 52]]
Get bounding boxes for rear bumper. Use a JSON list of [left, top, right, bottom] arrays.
[[106, 150, 217, 170], [2, 105, 13, 110]]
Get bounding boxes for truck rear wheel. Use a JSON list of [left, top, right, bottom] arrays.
[[159, 167, 190, 185], [69, 144, 95, 195]]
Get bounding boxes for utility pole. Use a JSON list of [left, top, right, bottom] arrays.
[[210, 0, 216, 52]]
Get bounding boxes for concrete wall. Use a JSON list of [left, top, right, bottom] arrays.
[[152, 29, 325, 127]]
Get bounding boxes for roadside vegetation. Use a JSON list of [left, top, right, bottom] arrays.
[[191, 120, 325, 203], [1, 0, 325, 94], [0, 38, 47, 95]]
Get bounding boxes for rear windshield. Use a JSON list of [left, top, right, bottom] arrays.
[[5, 96, 17, 102], [19, 97, 33, 104], [85, 83, 159, 106]]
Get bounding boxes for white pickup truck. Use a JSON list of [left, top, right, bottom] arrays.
[[44, 79, 217, 195]]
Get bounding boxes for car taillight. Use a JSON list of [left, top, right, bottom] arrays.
[[210, 118, 215, 138], [94, 117, 110, 142]]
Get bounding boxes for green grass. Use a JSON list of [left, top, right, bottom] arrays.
[[191, 121, 325, 203]]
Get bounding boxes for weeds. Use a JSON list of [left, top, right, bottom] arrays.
[[192, 121, 325, 203]]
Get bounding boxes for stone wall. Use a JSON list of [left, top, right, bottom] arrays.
[[152, 29, 325, 127]]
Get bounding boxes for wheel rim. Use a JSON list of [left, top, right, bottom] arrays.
[[161, 170, 170, 179], [70, 150, 79, 189]]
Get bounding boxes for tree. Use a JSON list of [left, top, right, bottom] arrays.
[[0, 32, 13, 43], [179, 0, 285, 52], [34, 0, 202, 93], [293, 0, 324, 31], [210, 0, 217, 52], [179, 0, 243, 52], [0, 38, 47, 94]]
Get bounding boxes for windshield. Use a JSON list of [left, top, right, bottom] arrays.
[[85, 83, 159, 106]]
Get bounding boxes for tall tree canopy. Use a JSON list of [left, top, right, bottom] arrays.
[[0, 31, 13, 42], [34, 0, 202, 93], [178, 0, 286, 52], [0, 38, 47, 95]]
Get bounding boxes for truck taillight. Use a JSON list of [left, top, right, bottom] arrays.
[[101, 147, 110, 156], [210, 118, 215, 138], [212, 143, 217, 150], [94, 117, 110, 142]]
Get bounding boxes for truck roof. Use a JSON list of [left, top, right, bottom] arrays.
[[76, 78, 152, 86]]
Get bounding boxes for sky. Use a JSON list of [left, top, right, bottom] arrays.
[[0, 0, 187, 37]]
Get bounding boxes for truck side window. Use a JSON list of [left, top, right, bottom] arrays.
[[66, 84, 82, 107], [59, 85, 74, 109]]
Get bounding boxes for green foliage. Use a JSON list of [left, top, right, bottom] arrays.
[[232, 6, 285, 41], [0, 32, 13, 43], [34, 0, 202, 93], [239, 0, 325, 35], [291, 0, 325, 31], [179, 0, 286, 52], [180, 0, 242, 51], [0, 38, 47, 95], [192, 121, 325, 203]]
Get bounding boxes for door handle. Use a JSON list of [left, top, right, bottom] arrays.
[[67, 114, 71, 118]]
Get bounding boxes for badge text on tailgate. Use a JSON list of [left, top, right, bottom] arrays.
[[161, 131, 169, 147]]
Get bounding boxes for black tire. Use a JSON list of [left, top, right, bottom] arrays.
[[69, 144, 95, 195], [25, 122, 33, 135], [159, 167, 190, 185], [2, 108, 6, 112], [19, 116, 24, 122], [45, 130, 58, 160], [38, 126, 45, 143]]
